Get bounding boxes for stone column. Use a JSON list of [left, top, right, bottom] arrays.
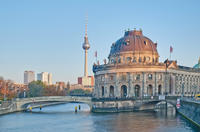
[[154, 72, 157, 96], [115, 73, 120, 97], [129, 73, 134, 97], [127, 72, 131, 97], [142, 72, 146, 98]]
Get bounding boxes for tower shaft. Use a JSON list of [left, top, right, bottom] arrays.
[[84, 49, 88, 77]]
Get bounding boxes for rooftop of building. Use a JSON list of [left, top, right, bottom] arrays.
[[109, 29, 158, 56]]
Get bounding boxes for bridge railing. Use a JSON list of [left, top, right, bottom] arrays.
[[92, 96, 161, 102]]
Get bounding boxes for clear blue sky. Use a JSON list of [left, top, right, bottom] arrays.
[[0, 0, 200, 84]]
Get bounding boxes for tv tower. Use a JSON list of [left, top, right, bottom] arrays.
[[82, 16, 90, 77]]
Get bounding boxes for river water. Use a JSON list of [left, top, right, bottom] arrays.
[[0, 103, 199, 132]]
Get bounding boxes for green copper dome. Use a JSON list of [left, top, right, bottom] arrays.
[[193, 57, 200, 69]]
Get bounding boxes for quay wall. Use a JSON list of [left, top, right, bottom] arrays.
[[91, 99, 163, 112], [177, 99, 200, 127]]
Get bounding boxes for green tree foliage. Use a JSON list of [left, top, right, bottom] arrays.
[[66, 81, 70, 90], [70, 89, 92, 96], [27, 81, 45, 97], [43, 85, 66, 96]]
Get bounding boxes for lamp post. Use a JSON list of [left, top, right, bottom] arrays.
[[24, 89, 26, 98], [165, 60, 169, 96]]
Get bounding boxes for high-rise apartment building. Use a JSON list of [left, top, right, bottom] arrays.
[[24, 71, 35, 85], [37, 72, 52, 85]]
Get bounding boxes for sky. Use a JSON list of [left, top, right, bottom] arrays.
[[0, 0, 200, 84]]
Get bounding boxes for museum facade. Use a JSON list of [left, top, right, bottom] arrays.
[[93, 29, 200, 100]]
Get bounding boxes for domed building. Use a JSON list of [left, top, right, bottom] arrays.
[[92, 29, 200, 112]]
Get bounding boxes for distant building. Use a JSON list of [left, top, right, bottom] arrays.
[[24, 71, 35, 85], [70, 84, 93, 92], [48, 73, 52, 85], [37, 72, 52, 85], [78, 76, 94, 87], [56, 82, 66, 91]]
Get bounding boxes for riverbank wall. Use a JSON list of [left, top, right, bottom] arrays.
[[177, 99, 200, 127], [91, 98, 166, 112]]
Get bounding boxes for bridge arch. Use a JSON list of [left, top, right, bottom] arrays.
[[16, 96, 92, 111], [138, 100, 176, 111]]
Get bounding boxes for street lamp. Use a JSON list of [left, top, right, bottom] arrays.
[[24, 89, 26, 98]]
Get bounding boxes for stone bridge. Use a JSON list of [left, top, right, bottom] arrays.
[[15, 96, 92, 111], [0, 96, 179, 114]]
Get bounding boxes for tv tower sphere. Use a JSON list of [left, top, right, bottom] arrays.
[[82, 36, 90, 50]]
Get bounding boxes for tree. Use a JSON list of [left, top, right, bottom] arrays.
[[66, 81, 70, 90], [70, 89, 92, 96], [44, 85, 66, 96], [27, 81, 45, 97]]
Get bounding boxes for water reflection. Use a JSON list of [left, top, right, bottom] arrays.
[[0, 103, 199, 132]]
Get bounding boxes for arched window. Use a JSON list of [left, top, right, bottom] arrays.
[[132, 57, 137, 63], [139, 57, 142, 63], [135, 85, 140, 97], [147, 84, 153, 96], [111, 59, 115, 64], [143, 56, 146, 62], [121, 85, 127, 98], [158, 85, 162, 95], [109, 86, 114, 97], [136, 74, 140, 80], [126, 57, 131, 63], [148, 74, 153, 80], [102, 86, 104, 97]]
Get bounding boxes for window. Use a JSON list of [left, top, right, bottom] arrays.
[[110, 75, 114, 81], [102, 86, 104, 97], [144, 41, 147, 45], [121, 75, 126, 81], [143, 56, 146, 62], [127, 57, 131, 63], [132, 57, 137, 63], [126, 39, 130, 45], [148, 74, 153, 80], [146, 57, 150, 62], [136, 74, 140, 80], [118, 58, 121, 63], [139, 57, 142, 63]]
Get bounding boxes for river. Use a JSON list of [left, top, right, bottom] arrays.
[[0, 103, 199, 132]]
